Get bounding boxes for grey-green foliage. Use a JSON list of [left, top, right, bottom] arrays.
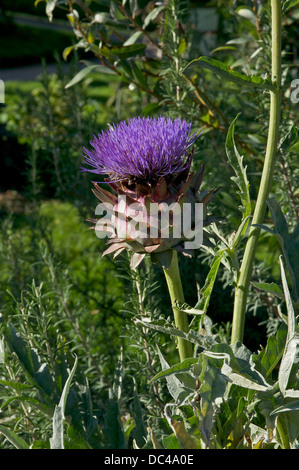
[[0, 314, 101, 449], [0, 204, 128, 449], [255, 198, 299, 302], [0, 283, 144, 449], [141, 255, 299, 448]]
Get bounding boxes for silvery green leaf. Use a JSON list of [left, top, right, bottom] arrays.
[[194, 250, 225, 314], [150, 356, 199, 384], [221, 362, 271, 391], [50, 355, 78, 449], [225, 115, 251, 221], [278, 256, 299, 397], [197, 360, 226, 446], [156, 347, 188, 402], [271, 401, 299, 415]]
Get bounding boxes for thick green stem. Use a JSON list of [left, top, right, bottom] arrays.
[[163, 250, 193, 361], [231, 0, 282, 344]]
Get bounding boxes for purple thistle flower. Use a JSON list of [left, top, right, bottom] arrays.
[[82, 116, 198, 183], [84, 116, 222, 268]]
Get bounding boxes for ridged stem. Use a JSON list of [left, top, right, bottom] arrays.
[[163, 250, 193, 361], [231, 0, 282, 344]]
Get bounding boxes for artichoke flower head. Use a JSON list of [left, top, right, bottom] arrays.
[[82, 116, 222, 269]]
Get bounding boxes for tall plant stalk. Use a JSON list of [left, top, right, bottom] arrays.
[[163, 250, 193, 361], [231, 0, 282, 344]]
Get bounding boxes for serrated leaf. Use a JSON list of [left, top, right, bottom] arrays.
[[136, 318, 187, 340], [231, 215, 251, 249], [225, 115, 251, 220], [251, 281, 284, 299], [184, 56, 276, 91], [136, 317, 216, 352], [194, 250, 225, 314]]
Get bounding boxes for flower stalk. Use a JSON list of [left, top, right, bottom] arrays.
[[231, 0, 282, 344], [163, 250, 193, 361]]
